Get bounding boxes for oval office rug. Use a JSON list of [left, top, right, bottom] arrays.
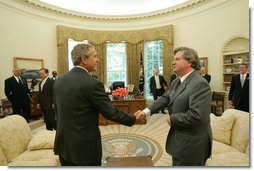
[[102, 133, 162, 165]]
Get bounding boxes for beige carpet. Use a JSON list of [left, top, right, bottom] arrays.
[[31, 114, 172, 166]]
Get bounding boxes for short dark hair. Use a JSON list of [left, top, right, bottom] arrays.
[[40, 68, 49, 74]]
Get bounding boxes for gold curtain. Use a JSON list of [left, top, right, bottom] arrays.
[[93, 43, 107, 83], [57, 39, 68, 75], [57, 25, 174, 85], [126, 42, 144, 90]]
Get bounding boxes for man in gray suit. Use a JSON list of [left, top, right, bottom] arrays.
[[53, 44, 139, 166], [136, 47, 212, 166]]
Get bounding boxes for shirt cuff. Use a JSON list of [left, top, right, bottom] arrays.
[[143, 108, 151, 116]]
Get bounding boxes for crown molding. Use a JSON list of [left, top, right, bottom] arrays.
[[22, 0, 209, 21]]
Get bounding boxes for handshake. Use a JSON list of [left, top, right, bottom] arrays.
[[134, 110, 146, 120], [133, 110, 171, 126]]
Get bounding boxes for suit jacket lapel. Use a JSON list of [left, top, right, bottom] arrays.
[[168, 72, 195, 106], [12, 76, 19, 85], [41, 78, 50, 92], [243, 73, 249, 88]]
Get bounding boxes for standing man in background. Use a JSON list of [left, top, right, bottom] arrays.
[[52, 71, 57, 80], [200, 67, 211, 83], [37, 68, 57, 131], [4, 67, 31, 122], [53, 44, 139, 166], [169, 73, 178, 86], [150, 68, 167, 113], [136, 47, 212, 166], [228, 63, 249, 112]]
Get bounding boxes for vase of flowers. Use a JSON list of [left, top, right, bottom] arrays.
[[112, 87, 129, 100]]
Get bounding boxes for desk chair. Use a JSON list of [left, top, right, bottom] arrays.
[[211, 91, 225, 116], [1, 98, 13, 117]]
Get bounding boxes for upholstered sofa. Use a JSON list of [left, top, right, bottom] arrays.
[[207, 109, 249, 166], [0, 115, 60, 166]]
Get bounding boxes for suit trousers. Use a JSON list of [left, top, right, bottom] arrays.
[[153, 88, 165, 100], [42, 107, 57, 131], [12, 100, 30, 122], [172, 157, 207, 166], [153, 88, 166, 113], [59, 155, 101, 166]]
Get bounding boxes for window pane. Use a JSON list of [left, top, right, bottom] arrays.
[[106, 43, 127, 85], [144, 40, 163, 99]]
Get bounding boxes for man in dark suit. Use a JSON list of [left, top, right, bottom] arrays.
[[53, 44, 139, 166], [170, 73, 177, 86], [4, 67, 31, 122], [136, 47, 212, 166], [150, 68, 167, 113], [228, 63, 249, 112], [37, 68, 56, 131], [200, 67, 211, 83], [51, 70, 57, 80]]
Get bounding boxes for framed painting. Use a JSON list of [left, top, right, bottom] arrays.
[[199, 57, 208, 71], [14, 57, 44, 79]]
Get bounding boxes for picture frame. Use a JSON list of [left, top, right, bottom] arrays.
[[199, 57, 208, 71], [14, 57, 44, 91], [14, 57, 44, 79]]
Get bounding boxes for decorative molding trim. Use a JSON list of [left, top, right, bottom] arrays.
[[22, 0, 209, 21], [222, 35, 249, 53]]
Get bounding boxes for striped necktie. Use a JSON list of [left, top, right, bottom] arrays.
[[240, 75, 245, 87]]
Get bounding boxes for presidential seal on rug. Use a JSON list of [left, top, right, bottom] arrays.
[[102, 133, 162, 165]]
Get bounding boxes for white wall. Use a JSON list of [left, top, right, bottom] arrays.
[[173, 0, 249, 90], [0, 0, 249, 98], [0, 2, 58, 98]]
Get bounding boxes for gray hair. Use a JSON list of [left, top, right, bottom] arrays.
[[174, 47, 200, 70], [71, 43, 94, 66]]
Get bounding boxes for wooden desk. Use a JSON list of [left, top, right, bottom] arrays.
[[0, 92, 42, 118], [30, 91, 42, 117], [99, 96, 146, 125], [106, 156, 154, 166]]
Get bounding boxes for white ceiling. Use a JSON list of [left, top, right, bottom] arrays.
[[39, 0, 189, 16]]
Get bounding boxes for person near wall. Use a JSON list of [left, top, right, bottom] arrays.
[[136, 47, 212, 166], [200, 67, 211, 83], [149, 68, 167, 113], [139, 75, 145, 93], [37, 68, 57, 131], [4, 67, 31, 122], [53, 43, 140, 166], [228, 63, 249, 112], [51, 71, 57, 80]]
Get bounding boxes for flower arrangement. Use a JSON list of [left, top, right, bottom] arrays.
[[112, 87, 129, 98]]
